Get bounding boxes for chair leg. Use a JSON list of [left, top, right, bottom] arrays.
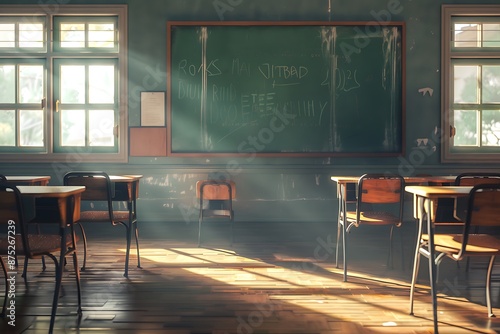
[[388, 225, 394, 269], [0, 257, 7, 318], [399, 227, 404, 270], [486, 255, 496, 318], [409, 243, 423, 315], [124, 223, 131, 278], [47, 253, 61, 334], [230, 218, 234, 246], [135, 222, 141, 268], [22, 256, 28, 279], [78, 223, 88, 271], [72, 252, 82, 315], [342, 222, 347, 282], [336, 220, 342, 268], [36, 224, 46, 271], [435, 253, 447, 284], [198, 214, 203, 247]]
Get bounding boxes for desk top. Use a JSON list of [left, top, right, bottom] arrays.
[[405, 185, 472, 198], [331, 175, 456, 185], [6, 175, 51, 183], [17, 185, 85, 197], [109, 175, 143, 182]]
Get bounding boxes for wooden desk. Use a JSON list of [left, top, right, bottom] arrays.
[[17, 186, 84, 225], [15, 185, 85, 332], [109, 175, 142, 277], [405, 185, 472, 334], [5, 175, 51, 186]]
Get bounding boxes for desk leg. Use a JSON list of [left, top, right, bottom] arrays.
[[124, 200, 133, 278], [134, 204, 141, 269], [426, 198, 439, 334], [409, 197, 423, 316], [336, 185, 342, 268], [335, 184, 348, 282]]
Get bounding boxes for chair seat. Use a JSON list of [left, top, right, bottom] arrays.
[[79, 210, 130, 222], [422, 234, 500, 255], [201, 209, 233, 218], [345, 210, 400, 225], [0, 234, 75, 257]]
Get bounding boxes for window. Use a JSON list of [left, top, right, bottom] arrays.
[[442, 5, 500, 162], [0, 5, 127, 162]]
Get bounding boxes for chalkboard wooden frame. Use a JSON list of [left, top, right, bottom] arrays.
[[167, 21, 406, 157]]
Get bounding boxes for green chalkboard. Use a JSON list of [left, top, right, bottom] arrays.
[[167, 22, 405, 156]]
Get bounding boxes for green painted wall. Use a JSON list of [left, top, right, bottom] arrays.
[[0, 0, 499, 224]]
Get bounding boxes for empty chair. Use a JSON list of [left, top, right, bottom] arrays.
[[63, 171, 140, 277], [0, 183, 81, 333], [337, 173, 405, 281], [410, 183, 500, 318], [196, 180, 236, 246]]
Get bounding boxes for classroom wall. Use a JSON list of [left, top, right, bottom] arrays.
[[1, 0, 499, 224]]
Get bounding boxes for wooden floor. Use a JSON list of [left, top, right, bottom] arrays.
[[2, 221, 500, 334]]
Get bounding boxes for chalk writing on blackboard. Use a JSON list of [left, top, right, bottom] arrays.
[[167, 22, 405, 156]]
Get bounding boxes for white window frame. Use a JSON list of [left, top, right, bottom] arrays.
[[0, 5, 128, 163], [442, 5, 500, 163]]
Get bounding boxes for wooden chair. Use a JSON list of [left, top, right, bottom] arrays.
[[63, 171, 140, 277], [196, 180, 236, 246], [410, 183, 500, 318], [337, 173, 405, 281], [0, 183, 82, 333]]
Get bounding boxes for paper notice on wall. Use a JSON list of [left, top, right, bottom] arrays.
[[141, 92, 165, 126]]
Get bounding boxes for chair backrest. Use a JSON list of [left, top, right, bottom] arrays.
[[0, 184, 30, 256], [467, 184, 500, 228], [456, 184, 500, 258], [357, 173, 405, 223], [196, 180, 236, 200], [63, 171, 114, 218], [455, 172, 500, 186], [454, 173, 500, 220], [358, 174, 405, 204], [0, 174, 6, 182]]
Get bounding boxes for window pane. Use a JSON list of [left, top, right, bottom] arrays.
[[60, 23, 85, 48], [19, 65, 44, 103], [61, 65, 85, 103], [19, 110, 43, 146], [88, 23, 114, 48], [19, 23, 44, 48], [0, 24, 15, 48], [0, 110, 15, 146], [0, 65, 15, 103], [454, 65, 478, 103], [89, 110, 114, 146], [483, 66, 500, 103], [482, 110, 500, 146], [454, 23, 480, 47], [483, 24, 500, 47], [61, 109, 85, 146], [454, 109, 478, 146], [89, 65, 114, 103]]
